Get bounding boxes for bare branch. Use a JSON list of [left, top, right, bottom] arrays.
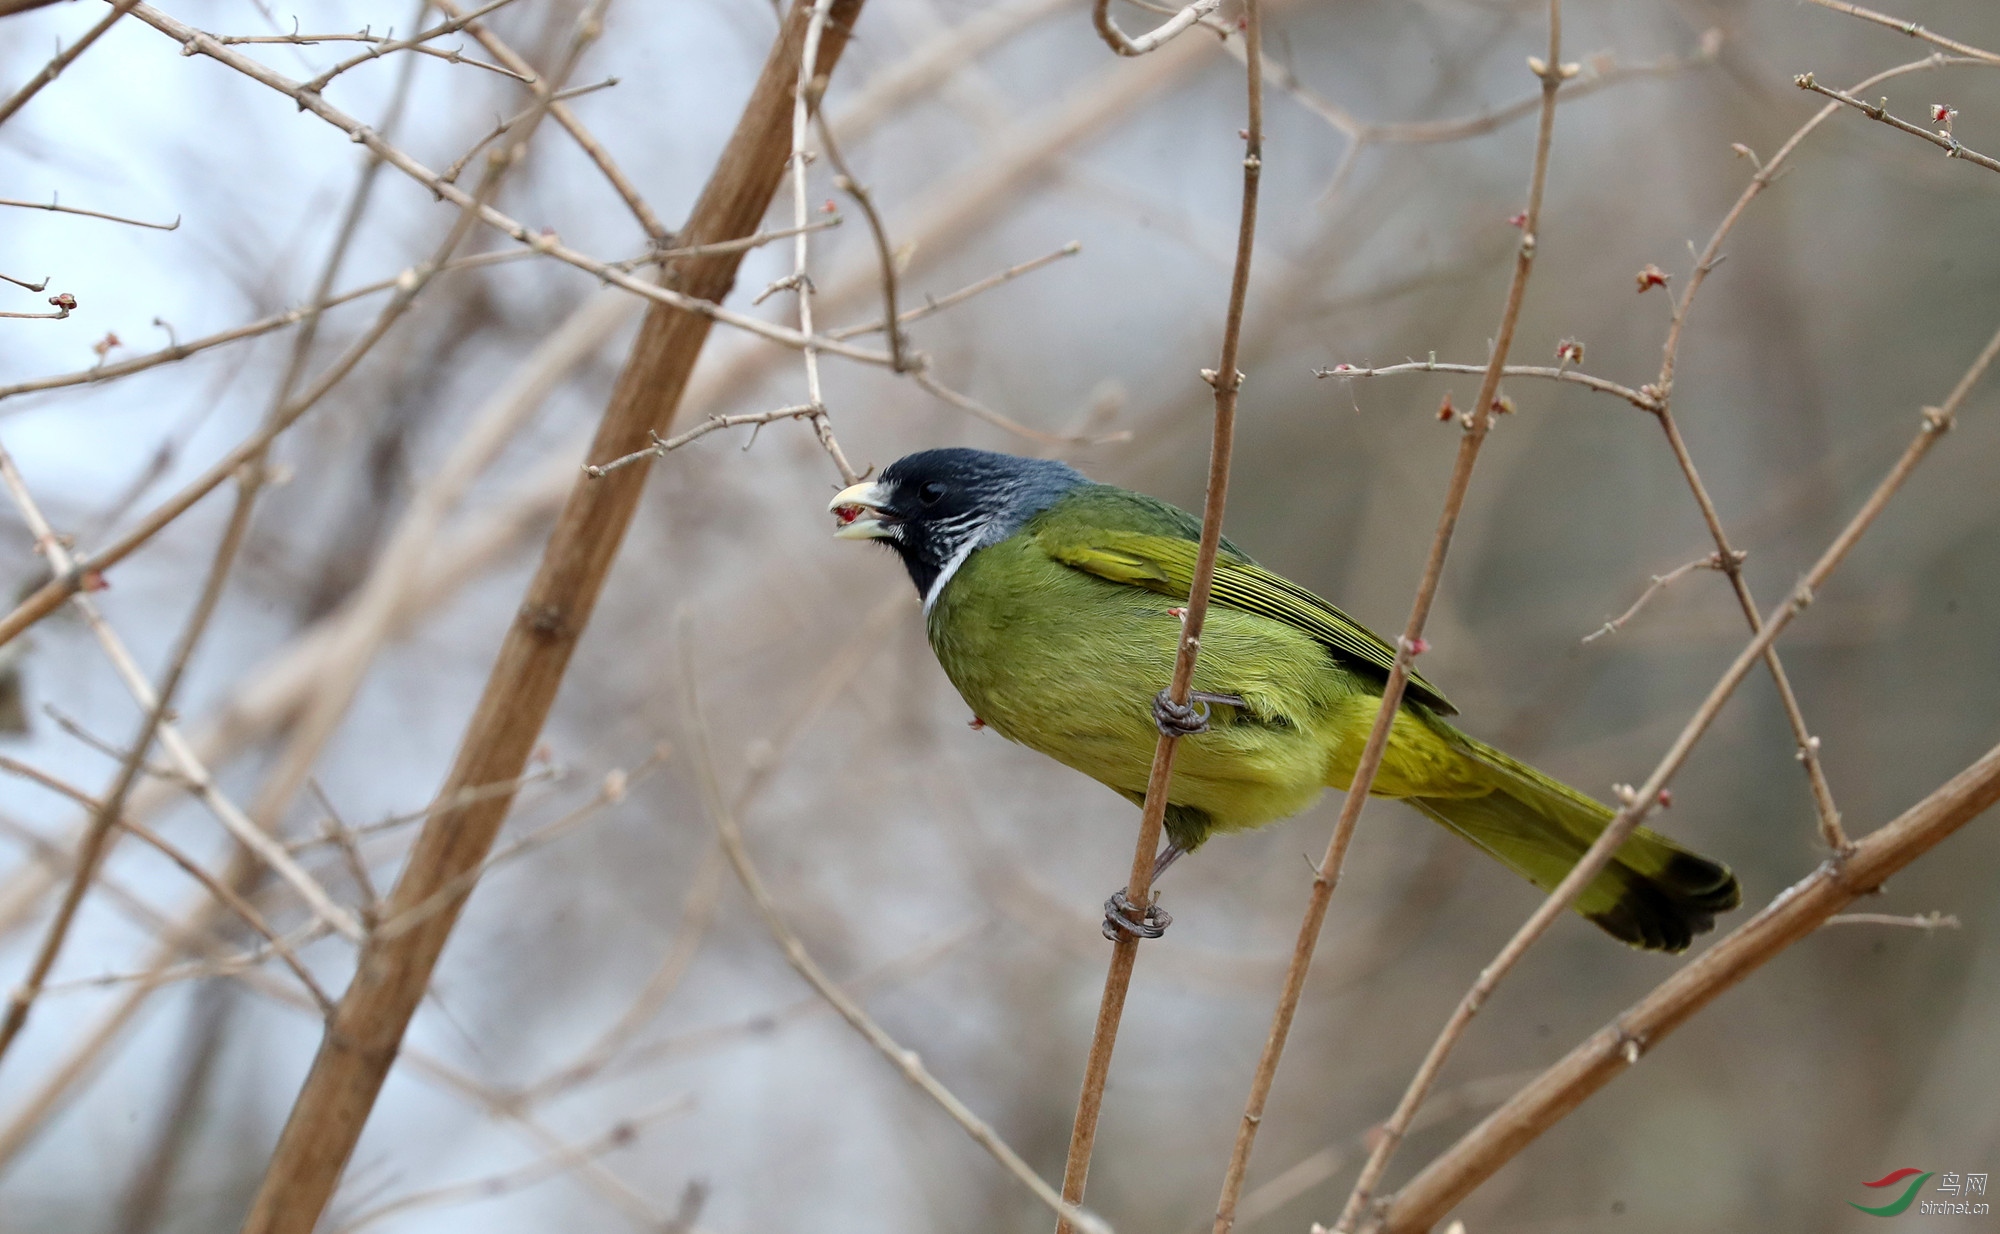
[[1800, 0, 2000, 64], [0, 193, 178, 230], [1581, 553, 1726, 643], [1379, 740, 2000, 1231], [1796, 72, 2000, 173], [1348, 315, 2000, 1232], [0, 0, 141, 128]]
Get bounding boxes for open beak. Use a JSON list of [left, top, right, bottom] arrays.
[[829, 481, 896, 540]]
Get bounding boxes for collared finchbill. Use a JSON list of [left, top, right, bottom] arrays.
[[830, 481, 896, 540]]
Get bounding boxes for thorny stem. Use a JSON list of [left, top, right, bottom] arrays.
[[1380, 738, 2000, 1232], [1356, 317, 2000, 1232], [1637, 58, 1984, 857], [1222, 7, 1567, 1231], [1056, 5, 1261, 1230]]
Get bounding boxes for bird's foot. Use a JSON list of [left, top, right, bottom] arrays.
[[1151, 690, 1245, 737], [1102, 889, 1172, 942]]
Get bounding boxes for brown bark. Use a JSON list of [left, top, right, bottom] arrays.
[[237, 4, 867, 1230]]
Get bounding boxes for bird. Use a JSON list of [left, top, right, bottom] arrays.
[[828, 447, 1740, 952]]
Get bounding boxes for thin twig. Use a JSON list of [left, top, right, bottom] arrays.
[[0, 0, 142, 127], [814, 111, 906, 371], [116, 6, 913, 371], [431, 0, 672, 243], [786, 0, 863, 486], [1581, 553, 1724, 643], [680, 623, 1110, 1234], [440, 78, 622, 183], [1634, 60, 1992, 855], [1379, 741, 2000, 1231], [826, 240, 1080, 339], [1796, 73, 2000, 173], [212, 29, 530, 83], [1800, 0, 2000, 64], [330, 1098, 693, 1233], [1061, 3, 1263, 1231], [0, 194, 179, 231], [583, 405, 820, 476], [1214, 12, 1568, 1234], [1349, 316, 2000, 1232], [295, 0, 527, 94], [1319, 359, 1661, 412], [0, 450, 265, 1068]]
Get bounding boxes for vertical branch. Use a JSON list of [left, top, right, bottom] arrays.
[[235, 5, 868, 1231], [1211, 7, 1567, 1232], [1055, 5, 1262, 1229], [785, 0, 862, 485]]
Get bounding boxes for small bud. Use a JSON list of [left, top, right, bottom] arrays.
[[1491, 393, 1515, 416], [1402, 635, 1430, 656], [1635, 264, 1670, 293], [531, 742, 553, 764], [1612, 783, 1638, 806], [1527, 55, 1549, 78], [602, 768, 628, 802], [80, 569, 108, 592], [1166, 606, 1187, 620], [1555, 337, 1585, 364], [1559, 62, 1582, 80], [1238, 127, 1250, 139], [967, 716, 987, 730], [48, 292, 77, 311], [1657, 788, 1673, 809], [1933, 103, 1958, 127], [92, 332, 121, 358], [821, 198, 838, 215], [1436, 394, 1456, 422], [1507, 211, 1528, 228]]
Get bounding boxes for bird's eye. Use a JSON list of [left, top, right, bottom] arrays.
[[917, 480, 947, 506]]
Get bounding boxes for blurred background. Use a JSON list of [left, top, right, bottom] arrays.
[[1, 0, 1997, 1231]]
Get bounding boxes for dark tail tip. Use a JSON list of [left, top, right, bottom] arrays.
[[1587, 852, 1742, 953]]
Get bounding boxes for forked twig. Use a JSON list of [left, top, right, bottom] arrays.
[[1796, 73, 2000, 173], [1352, 317, 2000, 1231]]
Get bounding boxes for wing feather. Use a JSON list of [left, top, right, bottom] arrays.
[[1041, 527, 1457, 714]]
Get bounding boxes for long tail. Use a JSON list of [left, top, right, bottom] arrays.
[[1406, 735, 1741, 952]]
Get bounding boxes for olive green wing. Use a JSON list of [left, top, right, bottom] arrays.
[[1038, 526, 1456, 714]]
